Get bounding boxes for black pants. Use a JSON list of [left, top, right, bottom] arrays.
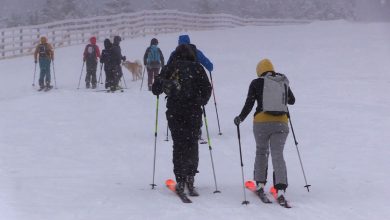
[[114, 65, 123, 87], [167, 108, 202, 182], [85, 61, 97, 85], [105, 68, 115, 89]]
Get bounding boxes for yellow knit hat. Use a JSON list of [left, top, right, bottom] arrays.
[[256, 59, 274, 77]]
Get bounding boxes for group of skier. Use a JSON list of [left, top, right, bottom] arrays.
[[33, 33, 297, 207], [83, 35, 126, 91]]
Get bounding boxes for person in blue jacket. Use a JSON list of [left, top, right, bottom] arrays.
[[167, 35, 213, 72]]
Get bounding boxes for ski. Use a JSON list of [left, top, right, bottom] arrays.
[[245, 181, 272, 204], [37, 88, 45, 91], [165, 179, 192, 203]]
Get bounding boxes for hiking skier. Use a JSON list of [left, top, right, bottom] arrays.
[[111, 35, 126, 91], [152, 44, 212, 197], [83, 36, 101, 89], [234, 59, 295, 206], [100, 39, 115, 89], [34, 36, 54, 90], [143, 38, 164, 91]]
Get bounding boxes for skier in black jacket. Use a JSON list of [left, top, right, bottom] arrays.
[[100, 39, 115, 89], [152, 44, 212, 196], [111, 36, 126, 91]]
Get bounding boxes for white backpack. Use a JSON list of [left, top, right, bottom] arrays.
[[261, 72, 289, 115]]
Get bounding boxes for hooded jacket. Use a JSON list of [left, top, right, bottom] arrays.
[[100, 39, 115, 72], [238, 59, 295, 123], [167, 35, 213, 72]]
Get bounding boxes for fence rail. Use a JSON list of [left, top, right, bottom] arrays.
[[0, 10, 310, 60]]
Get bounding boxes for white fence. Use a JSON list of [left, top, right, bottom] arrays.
[[0, 10, 310, 60]]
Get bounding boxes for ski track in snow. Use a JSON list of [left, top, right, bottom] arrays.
[[0, 20, 390, 220]]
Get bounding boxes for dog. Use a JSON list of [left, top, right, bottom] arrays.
[[122, 60, 143, 81]]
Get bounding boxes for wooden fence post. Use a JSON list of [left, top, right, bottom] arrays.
[[1, 31, 5, 58], [19, 29, 23, 55]]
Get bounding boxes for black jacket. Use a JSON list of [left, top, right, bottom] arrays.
[[152, 61, 212, 113], [112, 43, 124, 66], [239, 74, 295, 121]]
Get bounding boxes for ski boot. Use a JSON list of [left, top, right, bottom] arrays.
[[186, 176, 199, 196], [175, 181, 186, 194]]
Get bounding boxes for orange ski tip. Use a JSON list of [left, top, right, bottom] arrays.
[[166, 179, 175, 185], [270, 186, 278, 199], [245, 180, 255, 188]]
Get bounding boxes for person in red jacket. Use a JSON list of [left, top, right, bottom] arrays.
[[83, 36, 101, 89]]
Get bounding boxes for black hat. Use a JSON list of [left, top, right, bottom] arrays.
[[151, 38, 158, 45], [113, 36, 122, 44]]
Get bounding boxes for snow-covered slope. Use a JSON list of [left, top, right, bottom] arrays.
[[0, 21, 389, 220]]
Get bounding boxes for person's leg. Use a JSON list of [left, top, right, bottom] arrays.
[[91, 61, 97, 88], [167, 112, 186, 186], [147, 68, 153, 91], [269, 123, 289, 191], [45, 59, 51, 87], [85, 62, 92, 88], [38, 59, 45, 88], [253, 123, 272, 185]]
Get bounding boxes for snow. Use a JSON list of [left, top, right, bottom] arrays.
[[1, 20, 390, 220]]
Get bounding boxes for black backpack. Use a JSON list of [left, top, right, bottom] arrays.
[[38, 44, 48, 57], [163, 62, 197, 101]]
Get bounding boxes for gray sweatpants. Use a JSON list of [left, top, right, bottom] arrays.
[[253, 122, 289, 189]]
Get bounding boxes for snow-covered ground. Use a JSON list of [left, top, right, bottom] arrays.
[[0, 20, 389, 220]]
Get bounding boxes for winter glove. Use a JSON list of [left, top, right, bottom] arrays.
[[234, 116, 242, 126], [122, 56, 126, 61], [34, 60, 37, 64]]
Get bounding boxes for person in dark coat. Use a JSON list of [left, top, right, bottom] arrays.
[[100, 39, 115, 89], [111, 36, 126, 91], [234, 59, 295, 205], [152, 44, 212, 196], [143, 38, 164, 91], [167, 34, 213, 141], [83, 36, 101, 89]]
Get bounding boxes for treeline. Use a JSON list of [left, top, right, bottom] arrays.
[[1, 0, 383, 28]]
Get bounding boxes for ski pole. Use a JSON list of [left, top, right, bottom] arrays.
[[120, 65, 128, 89], [164, 97, 169, 141], [208, 71, 222, 135], [236, 124, 249, 205], [140, 66, 146, 91], [203, 105, 220, 193], [98, 63, 103, 86], [77, 61, 85, 89], [151, 95, 160, 189], [164, 124, 169, 141], [287, 107, 311, 192], [52, 60, 57, 89], [32, 62, 37, 86]]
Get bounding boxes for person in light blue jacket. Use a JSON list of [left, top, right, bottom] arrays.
[[167, 35, 213, 72]]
